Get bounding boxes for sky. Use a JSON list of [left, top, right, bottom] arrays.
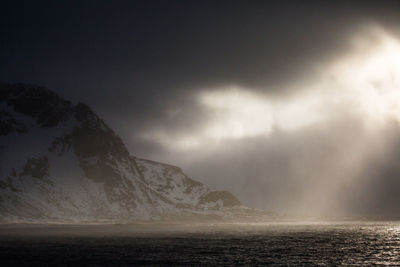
[[1, 0, 400, 217]]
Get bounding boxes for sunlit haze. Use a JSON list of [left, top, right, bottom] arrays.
[[145, 26, 400, 152], [131, 25, 400, 217]]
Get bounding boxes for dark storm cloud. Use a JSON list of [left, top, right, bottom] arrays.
[[1, 1, 399, 126], [1, 0, 400, 216]]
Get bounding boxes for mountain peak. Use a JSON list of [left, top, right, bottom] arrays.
[[0, 83, 73, 128]]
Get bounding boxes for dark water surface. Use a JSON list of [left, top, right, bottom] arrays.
[[1, 222, 400, 266]]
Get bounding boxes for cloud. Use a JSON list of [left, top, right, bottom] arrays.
[[136, 25, 400, 216], [141, 26, 400, 150]]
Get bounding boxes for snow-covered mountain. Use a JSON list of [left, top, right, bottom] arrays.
[[0, 83, 251, 223]]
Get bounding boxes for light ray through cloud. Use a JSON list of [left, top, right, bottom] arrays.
[[143, 26, 400, 151]]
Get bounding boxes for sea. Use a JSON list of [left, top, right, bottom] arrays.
[[1, 221, 399, 266]]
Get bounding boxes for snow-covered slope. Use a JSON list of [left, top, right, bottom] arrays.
[[0, 83, 244, 222]]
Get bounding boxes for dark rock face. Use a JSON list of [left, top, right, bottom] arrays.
[[0, 83, 73, 128], [21, 156, 50, 182], [72, 103, 132, 169], [59, 102, 143, 207], [0, 111, 27, 135]]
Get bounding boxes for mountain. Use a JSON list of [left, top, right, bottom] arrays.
[[0, 83, 261, 223]]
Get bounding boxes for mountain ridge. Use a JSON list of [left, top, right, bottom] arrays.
[[0, 82, 262, 223]]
